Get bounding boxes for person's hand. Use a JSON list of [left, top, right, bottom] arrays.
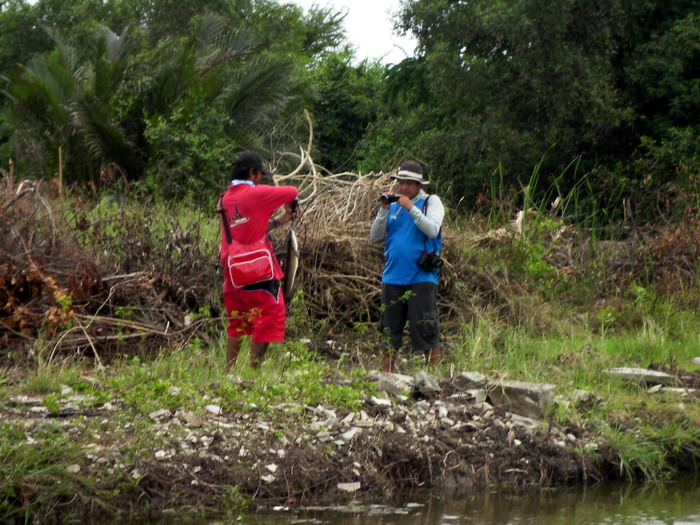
[[397, 195, 414, 210], [379, 193, 399, 209], [284, 199, 299, 214], [276, 210, 297, 226]]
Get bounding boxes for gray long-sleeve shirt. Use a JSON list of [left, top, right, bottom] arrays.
[[370, 190, 445, 242]]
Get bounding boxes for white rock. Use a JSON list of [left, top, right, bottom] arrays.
[[342, 427, 361, 441], [181, 411, 204, 427], [370, 396, 392, 407], [155, 450, 167, 460], [658, 387, 699, 398], [605, 367, 675, 385], [261, 474, 276, 483], [369, 371, 413, 395], [149, 408, 171, 420], [340, 412, 355, 426], [265, 464, 278, 474], [453, 371, 489, 390], [314, 405, 337, 419], [205, 405, 222, 415], [413, 371, 441, 393], [337, 482, 361, 492], [11, 395, 42, 405], [66, 464, 80, 473]]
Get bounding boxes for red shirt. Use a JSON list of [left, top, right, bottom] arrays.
[[219, 182, 298, 291]]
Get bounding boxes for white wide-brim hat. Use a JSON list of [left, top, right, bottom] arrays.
[[390, 169, 429, 185]]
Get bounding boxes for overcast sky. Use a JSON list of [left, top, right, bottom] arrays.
[[286, 0, 416, 64]]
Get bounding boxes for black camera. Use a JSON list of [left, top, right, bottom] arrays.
[[418, 251, 444, 271], [379, 194, 400, 204]]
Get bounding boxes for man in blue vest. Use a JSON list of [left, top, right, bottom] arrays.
[[370, 160, 445, 372]]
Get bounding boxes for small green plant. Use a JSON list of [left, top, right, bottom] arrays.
[[631, 283, 657, 314], [55, 293, 73, 312], [221, 485, 251, 515], [114, 305, 136, 320], [596, 306, 620, 333], [42, 393, 61, 414]]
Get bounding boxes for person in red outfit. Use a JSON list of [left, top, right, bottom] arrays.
[[219, 151, 298, 369]]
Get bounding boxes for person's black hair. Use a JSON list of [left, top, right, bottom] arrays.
[[230, 151, 271, 180]]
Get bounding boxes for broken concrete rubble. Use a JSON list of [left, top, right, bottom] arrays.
[[605, 367, 675, 385], [487, 379, 556, 419], [5, 363, 696, 517]]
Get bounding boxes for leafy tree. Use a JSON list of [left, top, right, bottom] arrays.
[[0, 0, 347, 195], [360, 0, 699, 212], [2, 14, 297, 197], [625, 12, 700, 137], [2, 27, 131, 182], [306, 50, 384, 172], [137, 15, 296, 196]]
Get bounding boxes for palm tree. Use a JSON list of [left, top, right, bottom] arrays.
[[135, 13, 296, 195], [3, 13, 298, 195], [2, 26, 131, 183]]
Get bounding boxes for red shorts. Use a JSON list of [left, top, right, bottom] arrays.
[[223, 281, 285, 343]]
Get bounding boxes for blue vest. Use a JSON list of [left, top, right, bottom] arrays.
[[383, 197, 442, 285]]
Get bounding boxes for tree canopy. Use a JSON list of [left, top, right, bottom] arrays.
[[1, 0, 698, 217], [357, 0, 699, 215]]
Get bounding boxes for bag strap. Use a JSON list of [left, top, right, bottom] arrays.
[[421, 195, 430, 214], [420, 195, 442, 252], [421, 195, 430, 252], [217, 193, 232, 245]]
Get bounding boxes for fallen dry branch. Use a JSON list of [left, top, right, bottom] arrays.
[[1, 144, 573, 360], [0, 182, 213, 361], [269, 147, 520, 325]]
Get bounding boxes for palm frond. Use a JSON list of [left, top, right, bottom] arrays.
[[70, 97, 132, 166], [195, 14, 258, 75], [221, 56, 294, 127]]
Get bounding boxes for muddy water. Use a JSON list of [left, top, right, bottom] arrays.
[[239, 475, 700, 524]]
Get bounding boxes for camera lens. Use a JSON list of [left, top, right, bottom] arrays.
[[379, 194, 399, 204]]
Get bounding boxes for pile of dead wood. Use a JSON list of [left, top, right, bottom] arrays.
[[0, 180, 218, 364], [0, 152, 527, 361], [270, 149, 520, 324]]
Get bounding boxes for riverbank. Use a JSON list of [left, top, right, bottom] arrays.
[[2, 180, 699, 522], [2, 331, 699, 523]]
